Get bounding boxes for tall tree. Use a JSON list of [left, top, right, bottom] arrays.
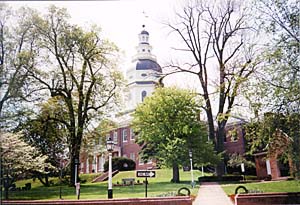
[[20, 97, 68, 174], [132, 87, 219, 183], [0, 4, 38, 128], [254, 0, 300, 112], [27, 6, 123, 185], [164, 0, 258, 175]]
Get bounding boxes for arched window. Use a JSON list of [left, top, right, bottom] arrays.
[[141, 91, 147, 102]]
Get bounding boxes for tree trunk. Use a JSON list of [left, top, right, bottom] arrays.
[[37, 174, 50, 187], [70, 142, 81, 186], [171, 163, 180, 183], [216, 124, 226, 176], [205, 104, 216, 142]]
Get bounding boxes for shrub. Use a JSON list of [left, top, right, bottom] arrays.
[[104, 157, 136, 172]]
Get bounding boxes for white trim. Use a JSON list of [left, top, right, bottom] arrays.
[[113, 131, 118, 143], [130, 128, 135, 140], [122, 129, 128, 142]]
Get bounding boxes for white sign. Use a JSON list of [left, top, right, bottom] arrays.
[[136, 170, 156, 178]]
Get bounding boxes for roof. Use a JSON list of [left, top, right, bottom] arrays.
[[136, 59, 162, 72], [141, 30, 149, 35]]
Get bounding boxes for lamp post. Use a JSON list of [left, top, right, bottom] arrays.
[[189, 150, 195, 188], [74, 159, 79, 185], [106, 137, 114, 199], [74, 158, 80, 199]]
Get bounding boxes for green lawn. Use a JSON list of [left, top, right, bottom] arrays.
[[6, 169, 205, 200], [221, 180, 300, 195]]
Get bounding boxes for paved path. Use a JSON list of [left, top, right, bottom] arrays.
[[193, 182, 234, 205]]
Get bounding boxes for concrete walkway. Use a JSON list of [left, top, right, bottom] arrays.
[[193, 182, 234, 205]]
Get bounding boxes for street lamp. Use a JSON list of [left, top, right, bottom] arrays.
[[189, 150, 195, 188], [74, 159, 79, 185], [106, 137, 114, 199]]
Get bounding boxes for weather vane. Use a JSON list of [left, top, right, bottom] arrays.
[[142, 11, 149, 28]]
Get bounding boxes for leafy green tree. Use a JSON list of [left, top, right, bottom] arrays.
[[132, 87, 219, 183], [248, 0, 300, 113], [163, 0, 259, 176], [19, 97, 68, 180], [0, 4, 38, 128], [25, 6, 123, 185]]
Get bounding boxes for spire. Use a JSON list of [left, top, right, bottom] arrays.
[[139, 25, 149, 44], [132, 25, 156, 62]]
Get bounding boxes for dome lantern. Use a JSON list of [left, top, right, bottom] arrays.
[[139, 25, 149, 45]]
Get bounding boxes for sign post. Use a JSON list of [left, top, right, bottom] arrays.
[[136, 170, 156, 197]]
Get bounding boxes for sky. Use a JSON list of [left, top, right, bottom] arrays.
[[9, 0, 199, 88], [9, 0, 183, 66], [7, 0, 252, 119]]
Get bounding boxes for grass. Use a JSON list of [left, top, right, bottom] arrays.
[[6, 169, 205, 200], [221, 180, 300, 195]]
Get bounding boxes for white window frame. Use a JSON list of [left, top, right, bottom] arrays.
[[130, 153, 135, 161], [122, 129, 128, 142], [130, 128, 135, 140], [113, 131, 118, 143], [139, 157, 144, 165]]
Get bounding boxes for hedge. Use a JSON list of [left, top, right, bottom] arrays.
[[104, 157, 136, 172], [198, 174, 244, 182]]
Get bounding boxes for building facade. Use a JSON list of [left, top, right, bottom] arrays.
[[79, 25, 161, 173]]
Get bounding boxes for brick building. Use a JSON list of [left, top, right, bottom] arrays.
[[79, 26, 285, 180], [79, 25, 160, 172], [224, 120, 247, 155]]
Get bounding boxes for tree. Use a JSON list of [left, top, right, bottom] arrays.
[[81, 119, 117, 156], [19, 97, 68, 177], [26, 6, 123, 185], [253, 0, 300, 112], [0, 132, 54, 186], [164, 0, 259, 175], [244, 113, 300, 178], [132, 87, 218, 183], [242, 0, 300, 178], [0, 4, 38, 128]]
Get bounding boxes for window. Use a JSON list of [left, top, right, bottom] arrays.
[[139, 157, 144, 165], [113, 131, 118, 143], [130, 128, 135, 140], [122, 129, 128, 142], [130, 153, 135, 161], [141, 91, 147, 102]]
